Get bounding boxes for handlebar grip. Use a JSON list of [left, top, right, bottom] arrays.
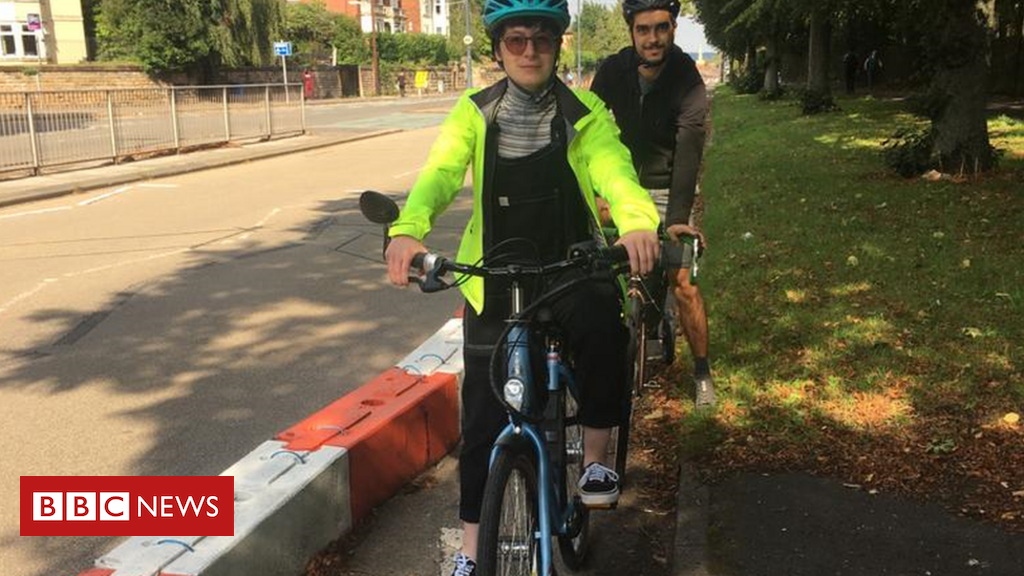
[[604, 244, 631, 265], [411, 252, 427, 272]]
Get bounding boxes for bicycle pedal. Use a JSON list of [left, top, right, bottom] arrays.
[[644, 339, 663, 361]]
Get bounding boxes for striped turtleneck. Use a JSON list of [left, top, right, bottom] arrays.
[[495, 79, 557, 159]]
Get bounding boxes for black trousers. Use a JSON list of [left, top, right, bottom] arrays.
[[458, 276, 627, 523]]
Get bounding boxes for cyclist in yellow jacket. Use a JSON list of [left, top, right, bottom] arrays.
[[384, 0, 660, 573]]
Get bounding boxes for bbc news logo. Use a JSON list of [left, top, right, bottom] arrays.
[[21, 476, 233, 536]]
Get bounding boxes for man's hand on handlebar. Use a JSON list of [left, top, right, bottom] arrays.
[[616, 229, 660, 276], [385, 235, 426, 287], [666, 223, 708, 250]]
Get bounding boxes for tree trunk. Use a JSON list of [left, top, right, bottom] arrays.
[[745, 42, 757, 74], [1014, 0, 1024, 97], [931, 2, 995, 174], [807, 9, 831, 95], [764, 35, 780, 94]]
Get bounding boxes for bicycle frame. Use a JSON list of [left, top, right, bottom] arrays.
[[487, 280, 580, 576]]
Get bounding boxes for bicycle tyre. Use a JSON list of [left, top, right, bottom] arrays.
[[557, 390, 590, 569], [660, 313, 676, 365], [614, 297, 646, 482], [477, 448, 540, 576]]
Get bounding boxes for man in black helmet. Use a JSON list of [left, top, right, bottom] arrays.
[[591, 0, 716, 407]]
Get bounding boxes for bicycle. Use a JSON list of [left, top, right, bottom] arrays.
[[360, 190, 633, 575], [606, 228, 703, 482]]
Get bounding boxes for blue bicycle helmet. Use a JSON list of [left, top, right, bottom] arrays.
[[483, 0, 572, 34]]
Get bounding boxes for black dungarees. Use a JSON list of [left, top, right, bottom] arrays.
[[458, 113, 627, 523]]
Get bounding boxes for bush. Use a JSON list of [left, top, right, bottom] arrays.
[[759, 85, 786, 101], [799, 89, 838, 115], [729, 68, 763, 95], [882, 127, 934, 177]]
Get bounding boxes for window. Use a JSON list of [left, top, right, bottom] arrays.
[[435, 4, 441, 14], [0, 22, 41, 58], [21, 25, 37, 56], [1, 24, 15, 56]]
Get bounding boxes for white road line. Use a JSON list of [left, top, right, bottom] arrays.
[[254, 208, 281, 228], [392, 166, 423, 179], [64, 248, 191, 277], [0, 278, 58, 315], [78, 186, 133, 206], [0, 206, 72, 221]]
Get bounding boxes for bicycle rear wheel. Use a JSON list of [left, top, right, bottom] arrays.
[[478, 448, 540, 576], [557, 390, 590, 569]]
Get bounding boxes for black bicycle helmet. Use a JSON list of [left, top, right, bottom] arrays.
[[622, 0, 681, 23]]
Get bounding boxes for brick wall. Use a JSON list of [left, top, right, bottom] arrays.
[[0, 65, 189, 92]]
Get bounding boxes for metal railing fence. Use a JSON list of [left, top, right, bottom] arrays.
[[0, 84, 305, 175]]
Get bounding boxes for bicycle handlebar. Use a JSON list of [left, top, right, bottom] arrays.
[[408, 244, 630, 294]]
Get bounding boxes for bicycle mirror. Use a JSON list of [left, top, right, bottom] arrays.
[[359, 191, 400, 225]]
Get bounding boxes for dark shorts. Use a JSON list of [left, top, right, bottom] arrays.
[[650, 188, 697, 270]]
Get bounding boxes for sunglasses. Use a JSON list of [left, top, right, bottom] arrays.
[[501, 34, 558, 56], [633, 21, 673, 36]]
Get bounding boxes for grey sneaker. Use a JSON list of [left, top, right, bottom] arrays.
[[451, 552, 476, 576], [695, 374, 716, 407]]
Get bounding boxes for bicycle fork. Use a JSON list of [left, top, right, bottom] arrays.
[[488, 341, 571, 575]]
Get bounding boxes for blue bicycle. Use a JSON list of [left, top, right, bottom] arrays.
[[360, 191, 631, 575]]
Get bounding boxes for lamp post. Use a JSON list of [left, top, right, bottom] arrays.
[[352, 0, 381, 95], [464, 0, 473, 89], [370, 0, 381, 95], [575, 0, 582, 85]]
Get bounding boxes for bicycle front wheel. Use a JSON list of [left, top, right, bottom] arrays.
[[478, 448, 540, 576]]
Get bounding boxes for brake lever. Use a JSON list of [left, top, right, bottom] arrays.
[[412, 257, 450, 293]]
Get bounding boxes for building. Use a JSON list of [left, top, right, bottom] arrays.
[[420, 0, 449, 36], [292, 0, 408, 34], [0, 0, 86, 64]]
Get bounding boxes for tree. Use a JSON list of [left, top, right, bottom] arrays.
[[332, 12, 368, 65], [283, 0, 338, 66], [447, 0, 490, 62], [95, 0, 282, 73], [377, 32, 451, 65], [910, 0, 997, 173]]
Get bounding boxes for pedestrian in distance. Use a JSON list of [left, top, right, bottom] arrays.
[[843, 50, 859, 94], [864, 50, 883, 91]]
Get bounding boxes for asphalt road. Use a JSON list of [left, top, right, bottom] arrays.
[[0, 116, 466, 576]]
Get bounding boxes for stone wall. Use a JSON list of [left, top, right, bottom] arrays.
[[0, 62, 514, 96], [0, 65, 175, 92]]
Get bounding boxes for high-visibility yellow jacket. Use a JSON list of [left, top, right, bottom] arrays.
[[389, 79, 659, 314]]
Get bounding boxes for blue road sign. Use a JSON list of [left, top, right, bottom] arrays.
[[273, 42, 292, 57]]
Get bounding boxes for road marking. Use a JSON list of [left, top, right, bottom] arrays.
[[78, 186, 133, 206], [392, 165, 424, 179], [0, 206, 72, 220], [64, 248, 191, 277], [136, 183, 180, 189], [0, 278, 58, 315], [439, 527, 463, 576], [254, 208, 281, 228]]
